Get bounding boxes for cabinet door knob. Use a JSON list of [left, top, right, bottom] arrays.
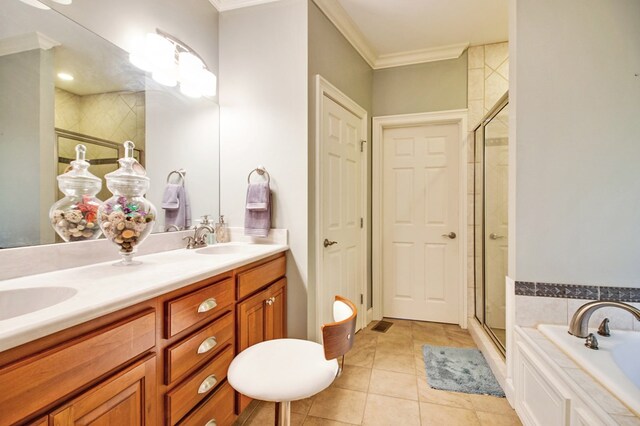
[[205, 420, 217, 426], [198, 298, 218, 313], [198, 374, 218, 394], [197, 336, 218, 354], [265, 297, 275, 306]]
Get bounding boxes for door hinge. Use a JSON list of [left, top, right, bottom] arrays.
[[360, 139, 367, 152], [360, 294, 364, 304], [360, 217, 363, 228]]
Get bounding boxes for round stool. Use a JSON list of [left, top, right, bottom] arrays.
[[228, 338, 339, 426]]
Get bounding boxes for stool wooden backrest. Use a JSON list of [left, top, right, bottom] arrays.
[[321, 295, 357, 361]]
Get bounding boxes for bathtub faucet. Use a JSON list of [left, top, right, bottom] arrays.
[[568, 300, 640, 338]]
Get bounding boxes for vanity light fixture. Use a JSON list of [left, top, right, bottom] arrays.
[[129, 30, 216, 98], [57, 72, 74, 81]]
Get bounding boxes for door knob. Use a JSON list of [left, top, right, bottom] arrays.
[[323, 238, 338, 248], [489, 233, 505, 240], [441, 232, 456, 239]]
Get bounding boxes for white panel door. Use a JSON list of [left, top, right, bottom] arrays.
[[321, 95, 363, 330], [382, 123, 460, 323]]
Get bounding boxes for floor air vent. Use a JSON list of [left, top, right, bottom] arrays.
[[371, 320, 393, 333]]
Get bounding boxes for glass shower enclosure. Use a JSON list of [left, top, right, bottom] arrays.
[[473, 93, 509, 355]]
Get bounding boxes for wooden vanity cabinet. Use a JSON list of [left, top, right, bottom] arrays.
[[235, 255, 287, 413], [237, 278, 287, 351], [0, 252, 287, 426], [48, 355, 157, 425]]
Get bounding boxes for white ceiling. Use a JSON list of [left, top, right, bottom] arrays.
[[211, 0, 508, 69], [1, 0, 145, 95]]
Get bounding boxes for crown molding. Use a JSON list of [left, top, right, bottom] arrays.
[[208, 0, 283, 12], [374, 43, 469, 69], [313, 0, 468, 69], [0, 32, 60, 58], [313, 0, 377, 68]]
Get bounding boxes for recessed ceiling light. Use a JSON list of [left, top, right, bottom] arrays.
[[18, 0, 50, 10], [51, 0, 73, 4], [57, 72, 74, 81]]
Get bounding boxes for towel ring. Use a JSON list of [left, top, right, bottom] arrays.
[[247, 167, 270, 184], [167, 169, 186, 184]]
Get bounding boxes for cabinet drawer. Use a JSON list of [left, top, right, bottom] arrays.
[[166, 310, 235, 384], [167, 277, 234, 338], [167, 345, 234, 425], [0, 310, 155, 425], [178, 381, 235, 426], [237, 255, 285, 300]]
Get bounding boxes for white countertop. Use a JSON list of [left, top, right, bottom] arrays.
[[0, 242, 288, 353]]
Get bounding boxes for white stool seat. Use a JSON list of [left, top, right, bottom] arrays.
[[228, 338, 339, 402]]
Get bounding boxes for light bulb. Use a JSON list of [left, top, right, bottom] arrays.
[[180, 81, 202, 99], [152, 69, 177, 87], [57, 72, 74, 81], [147, 33, 175, 70], [178, 51, 204, 81], [199, 69, 217, 97], [129, 37, 154, 72]]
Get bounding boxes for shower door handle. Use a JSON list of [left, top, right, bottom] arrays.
[[441, 232, 456, 239], [489, 233, 505, 240]]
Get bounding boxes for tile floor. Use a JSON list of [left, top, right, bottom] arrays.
[[234, 318, 522, 425]]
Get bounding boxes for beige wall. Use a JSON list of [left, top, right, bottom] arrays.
[[372, 53, 468, 117], [308, 1, 374, 328]]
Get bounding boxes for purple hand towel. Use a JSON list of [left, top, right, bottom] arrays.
[[245, 182, 271, 237], [161, 183, 181, 209], [164, 184, 191, 230]]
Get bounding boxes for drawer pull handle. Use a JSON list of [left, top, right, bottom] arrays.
[[205, 420, 217, 426], [197, 336, 218, 354], [198, 374, 218, 394], [198, 298, 218, 313]]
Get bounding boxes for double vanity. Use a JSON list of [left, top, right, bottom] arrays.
[[0, 240, 288, 425]]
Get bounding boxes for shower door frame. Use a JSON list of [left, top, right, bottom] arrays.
[[473, 92, 509, 357]]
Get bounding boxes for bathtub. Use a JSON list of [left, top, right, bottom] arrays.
[[538, 324, 640, 416]]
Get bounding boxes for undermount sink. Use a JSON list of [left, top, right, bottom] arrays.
[[195, 244, 259, 255], [0, 287, 77, 321]]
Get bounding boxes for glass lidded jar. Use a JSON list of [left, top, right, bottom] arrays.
[[49, 144, 103, 242], [98, 141, 156, 265]]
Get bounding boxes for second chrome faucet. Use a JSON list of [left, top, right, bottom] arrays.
[[568, 300, 640, 339]]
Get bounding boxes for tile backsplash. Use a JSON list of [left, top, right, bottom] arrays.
[[515, 281, 640, 303], [515, 281, 640, 330]]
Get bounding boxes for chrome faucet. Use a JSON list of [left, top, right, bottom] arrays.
[[184, 216, 215, 249], [568, 300, 640, 338], [194, 224, 215, 246]]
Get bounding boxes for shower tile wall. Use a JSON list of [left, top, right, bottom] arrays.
[[54, 88, 146, 201], [55, 88, 146, 150], [467, 42, 509, 318]]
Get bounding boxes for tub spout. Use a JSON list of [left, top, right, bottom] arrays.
[[568, 300, 640, 338]]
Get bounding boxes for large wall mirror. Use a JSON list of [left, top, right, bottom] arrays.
[[0, 0, 220, 249]]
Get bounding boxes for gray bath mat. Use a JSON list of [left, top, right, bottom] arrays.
[[422, 345, 505, 397]]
